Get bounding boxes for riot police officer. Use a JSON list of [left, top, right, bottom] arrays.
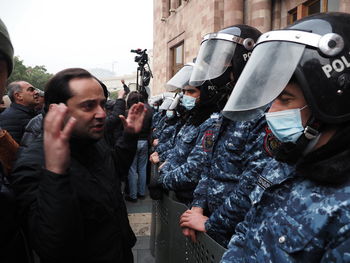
[[221, 12, 350, 262], [149, 61, 223, 204], [178, 24, 280, 246]]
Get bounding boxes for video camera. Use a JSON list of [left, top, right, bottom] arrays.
[[131, 48, 148, 66], [131, 48, 153, 99]]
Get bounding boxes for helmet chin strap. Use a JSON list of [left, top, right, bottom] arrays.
[[274, 116, 322, 164]]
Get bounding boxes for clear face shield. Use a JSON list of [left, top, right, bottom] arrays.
[[168, 93, 182, 110], [222, 29, 342, 121], [159, 92, 176, 110], [149, 94, 163, 106], [189, 33, 238, 86], [166, 64, 194, 91]]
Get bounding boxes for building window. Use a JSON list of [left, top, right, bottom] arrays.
[[327, 0, 340, 11], [171, 42, 184, 77], [287, 0, 339, 25], [308, 0, 321, 14], [288, 8, 298, 25], [168, 0, 172, 15]]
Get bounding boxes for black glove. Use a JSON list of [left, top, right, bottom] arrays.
[[148, 163, 163, 200], [148, 183, 163, 200]]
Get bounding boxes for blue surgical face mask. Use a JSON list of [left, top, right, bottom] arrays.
[[265, 105, 308, 143], [182, 94, 197, 110], [166, 110, 174, 118]]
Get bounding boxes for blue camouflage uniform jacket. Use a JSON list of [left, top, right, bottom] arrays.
[[152, 112, 166, 140], [151, 111, 163, 129], [158, 113, 222, 195], [221, 157, 350, 262], [198, 122, 294, 247], [156, 120, 184, 158], [192, 115, 267, 212]]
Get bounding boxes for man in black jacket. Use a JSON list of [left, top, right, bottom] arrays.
[[0, 18, 30, 263], [0, 80, 39, 143], [10, 68, 147, 262]]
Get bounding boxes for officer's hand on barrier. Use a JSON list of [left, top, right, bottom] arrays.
[[152, 139, 159, 147], [182, 227, 197, 243], [149, 152, 160, 164], [179, 209, 208, 232]]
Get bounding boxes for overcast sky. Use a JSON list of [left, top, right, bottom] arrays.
[[0, 0, 153, 76]]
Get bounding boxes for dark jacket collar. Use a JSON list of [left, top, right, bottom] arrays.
[[296, 124, 350, 185], [11, 102, 35, 114]]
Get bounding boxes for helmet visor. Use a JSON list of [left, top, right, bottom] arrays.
[[149, 95, 163, 105], [223, 41, 305, 121], [159, 97, 174, 110], [166, 64, 193, 91], [168, 93, 182, 110], [190, 37, 236, 86]]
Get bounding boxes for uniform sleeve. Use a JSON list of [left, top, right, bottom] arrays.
[[156, 126, 177, 155], [159, 121, 217, 191], [204, 168, 256, 246], [219, 220, 247, 262], [159, 143, 177, 162], [320, 226, 350, 263], [152, 116, 166, 139], [158, 135, 179, 163], [156, 140, 173, 156], [191, 171, 209, 209]]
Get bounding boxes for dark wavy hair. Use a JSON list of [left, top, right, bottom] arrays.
[[44, 68, 109, 112], [126, 91, 145, 109]]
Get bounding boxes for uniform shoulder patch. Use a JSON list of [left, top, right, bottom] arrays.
[[202, 130, 214, 152], [263, 126, 281, 157]]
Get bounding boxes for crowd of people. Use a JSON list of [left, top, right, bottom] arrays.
[[0, 11, 350, 263]]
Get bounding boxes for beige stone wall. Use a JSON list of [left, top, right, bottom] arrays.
[[153, 0, 245, 95], [153, 0, 350, 95], [340, 0, 350, 11]]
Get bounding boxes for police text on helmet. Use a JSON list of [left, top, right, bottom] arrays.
[[322, 53, 350, 78], [243, 52, 252, 62]]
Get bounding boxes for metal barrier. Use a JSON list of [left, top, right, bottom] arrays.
[[187, 232, 227, 263], [149, 163, 159, 257], [151, 190, 227, 263], [167, 191, 190, 263]]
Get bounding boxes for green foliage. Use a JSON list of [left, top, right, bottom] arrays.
[[109, 91, 119, 100], [7, 56, 53, 90]]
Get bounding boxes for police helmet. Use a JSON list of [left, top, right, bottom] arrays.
[[189, 24, 261, 87], [168, 93, 182, 110], [159, 92, 176, 110], [0, 18, 14, 76], [149, 94, 164, 106], [165, 63, 194, 91], [223, 12, 350, 124]]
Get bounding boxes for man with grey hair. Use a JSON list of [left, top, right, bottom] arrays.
[[0, 81, 39, 143]]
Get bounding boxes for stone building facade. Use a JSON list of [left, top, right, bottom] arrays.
[[152, 0, 350, 95]]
